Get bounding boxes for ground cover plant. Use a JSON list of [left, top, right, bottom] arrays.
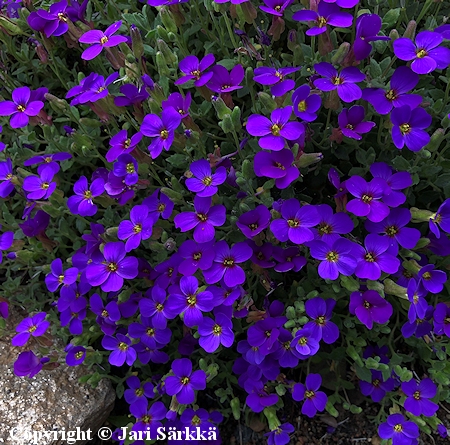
[[0, 0, 450, 443]]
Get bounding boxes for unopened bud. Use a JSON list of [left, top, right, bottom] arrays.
[[130, 24, 144, 59], [0, 16, 23, 35], [211, 96, 231, 120], [389, 29, 400, 41], [155, 51, 170, 77], [264, 407, 281, 431], [257, 92, 277, 113], [236, 2, 257, 24], [383, 279, 407, 299], [414, 237, 430, 250], [296, 152, 323, 168], [426, 128, 446, 152], [157, 39, 177, 65], [331, 42, 350, 65], [44, 93, 68, 112], [159, 7, 178, 34], [156, 25, 169, 41], [410, 207, 435, 223], [403, 20, 417, 40]]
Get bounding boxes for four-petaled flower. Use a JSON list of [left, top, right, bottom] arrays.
[[292, 374, 328, 418], [0, 86, 44, 128]]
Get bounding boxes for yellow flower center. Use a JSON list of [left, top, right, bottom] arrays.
[[160, 129, 169, 140], [318, 223, 332, 235], [107, 262, 118, 272], [126, 163, 135, 174], [361, 194, 372, 203], [326, 251, 339, 262], [394, 424, 403, 433], [385, 89, 397, 101], [191, 70, 201, 78], [298, 336, 307, 346], [192, 415, 201, 425], [156, 303, 164, 312], [297, 100, 307, 112], [135, 388, 144, 397], [101, 309, 109, 317], [83, 190, 92, 199], [187, 294, 197, 306], [181, 377, 190, 385], [124, 138, 131, 148], [193, 253, 202, 260], [196, 212, 208, 222], [271, 124, 281, 136], [45, 157, 52, 163], [157, 203, 166, 212], [223, 258, 234, 267], [58, 274, 65, 284], [118, 342, 128, 351], [317, 316, 326, 325], [365, 253, 375, 262], [275, 162, 285, 170], [213, 324, 222, 335], [28, 325, 37, 333], [332, 76, 344, 85], [416, 49, 427, 58], [249, 223, 258, 231], [202, 176, 213, 186], [41, 182, 50, 190], [363, 300, 371, 309], [100, 36, 108, 45], [75, 351, 84, 359], [133, 224, 142, 234], [422, 272, 431, 280], [305, 390, 315, 398], [58, 13, 67, 22], [400, 123, 411, 135], [146, 328, 155, 336], [17, 105, 26, 112], [317, 16, 327, 27], [287, 218, 299, 228], [386, 225, 398, 236]]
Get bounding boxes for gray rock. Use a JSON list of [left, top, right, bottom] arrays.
[[0, 310, 115, 445]]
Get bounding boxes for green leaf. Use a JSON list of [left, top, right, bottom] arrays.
[[382, 9, 400, 28], [166, 154, 187, 168]]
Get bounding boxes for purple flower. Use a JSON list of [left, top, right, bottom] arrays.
[[253, 149, 299, 189], [198, 313, 234, 352], [308, 238, 357, 281], [259, 0, 293, 17], [393, 31, 450, 74], [106, 130, 143, 163], [270, 199, 320, 244], [253, 66, 299, 96], [175, 54, 215, 87], [437, 425, 448, 439], [24, 152, 72, 173], [362, 66, 422, 115], [265, 423, 295, 445], [246, 106, 304, 151], [291, 327, 320, 359], [19, 210, 50, 237], [113, 154, 139, 186], [162, 92, 191, 119], [114, 83, 149, 107], [86, 242, 138, 292], [139, 286, 176, 329], [27, 0, 71, 38], [322, 0, 359, 7], [124, 376, 154, 406], [79, 20, 128, 60], [304, 297, 339, 344], [130, 400, 166, 437], [102, 333, 137, 366], [23, 165, 57, 201], [378, 414, 419, 445], [174, 196, 226, 243], [12, 312, 50, 346], [0, 158, 15, 198], [391, 105, 431, 152], [246, 381, 279, 413], [402, 378, 438, 417], [166, 276, 214, 327], [165, 358, 206, 404], [312, 204, 353, 244], [0, 229, 14, 265], [353, 234, 400, 280], [338, 106, 375, 140], [45, 258, 78, 292], [143, 189, 174, 220], [128, 317, 171, 349], [178, 240, 215, 276], [365, 208, 420, 252], [236, 205, 271, 238], [118, 205, 154, 252], [89, 293, 121, 334], [429, 198, 450, 238], [14, 351, 49, 378], [292, 374, 327, 418], [75, 72, 119, 104], [207, 64, 244, 93], [291, 85, 321, 122], [273, 246, 307, 273], [418, 264, 446, 294], [185, 159, 226, 197], [345, 176, 389, 222], [354, 14, 390, 61], [141, 107, 182, 159], [359, 370, 396, 403], [370, 162, 412, 208], [203, 241, 253, 287], [67, 176, 104, 217], [313, 62, 365, 103], [434, 303, 450, 337], [65, 345, 86, 366], [349, 290, 393, 329], [292, 2, 353, 36], [0, 86, 44, 128]]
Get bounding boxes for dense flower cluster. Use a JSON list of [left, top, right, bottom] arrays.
[[1, 0, 450, 444]]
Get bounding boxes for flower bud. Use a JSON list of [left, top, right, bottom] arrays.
[[389, 29, 400, 41], [264, 407, 281, 431], [231, 106, 242, 130], [44, 93, 68, 112], [384, 279, 407, 300], [296, 152, 323, 168], [410, 207, 435, 223], [160, 187, 183, 203], [242, 159, 253, 179], [130, 24, 144, 59], [268, 16, 285, 42], [257, 92, 277, 113], [159, 7, 178, 34], [414, 237, 430, 250], [245, 66, 254, 87], [212, 96, 231, 120], [426, 128, 445, 152], [230, 397, 241, 420], [235, 2, 257, 24], [331, 42, 350, 65], [0, 16, 23, 35], [403, 20, 417, 40], [156, 25, 169, 41], [219, 115, 234, 133], [155, 51, 170, 77], [157, 39, 177, 66]]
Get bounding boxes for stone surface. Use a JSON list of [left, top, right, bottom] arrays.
[[0, 309, 115, 445]]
